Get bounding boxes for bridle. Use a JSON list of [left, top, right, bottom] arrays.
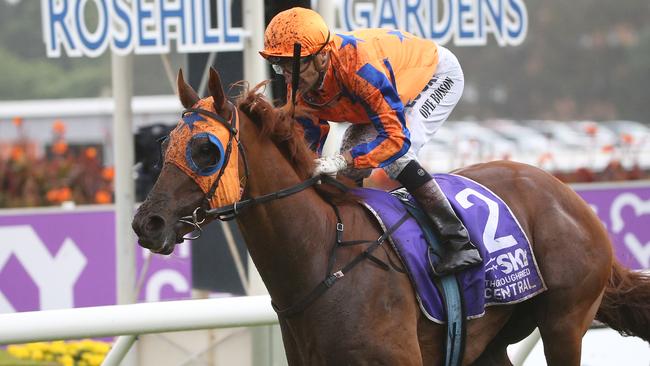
[[175, 100, 347, 238], [175, 101, 250, 238]]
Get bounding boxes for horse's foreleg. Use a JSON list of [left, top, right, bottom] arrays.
[[277, 318, 303, 366]]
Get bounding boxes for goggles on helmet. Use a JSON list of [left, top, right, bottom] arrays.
[[268, 55, 314, 75], [265, 31, 330, 75]]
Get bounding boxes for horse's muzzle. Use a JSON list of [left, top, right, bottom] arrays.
[[132, 212, 171, 252]]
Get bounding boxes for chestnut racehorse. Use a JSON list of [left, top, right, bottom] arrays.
[[132, 69, 650, 365]]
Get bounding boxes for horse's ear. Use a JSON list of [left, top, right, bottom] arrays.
[[177, 69, 200, 109], [208, 67, 228, 115]]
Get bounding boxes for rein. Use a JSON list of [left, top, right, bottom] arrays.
[[178, 175, 347, 233]]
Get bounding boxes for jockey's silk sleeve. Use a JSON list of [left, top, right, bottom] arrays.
[[346, 61, 411, 168], [296, 116, 329, 154], [293, 28, 440, 169]]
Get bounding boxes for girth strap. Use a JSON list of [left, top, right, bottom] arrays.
[[273, 211, 410, 318], [402, 200, 466, 366]]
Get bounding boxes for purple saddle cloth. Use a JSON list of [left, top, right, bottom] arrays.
[[353, 173, 547, 323]]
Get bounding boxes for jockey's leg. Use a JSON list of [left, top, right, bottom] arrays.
[[390, 45, 480, 275], [387, 157, 482, 275]]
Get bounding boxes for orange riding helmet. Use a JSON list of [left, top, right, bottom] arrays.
[[260, 7, 331, 59]]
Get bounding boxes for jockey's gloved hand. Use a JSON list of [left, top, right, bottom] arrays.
[[312, 154, 349, 177]]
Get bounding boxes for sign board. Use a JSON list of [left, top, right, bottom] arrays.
[[42, 0, 528, 58], [0, 208, 191, 313], [42, 0, 245, 57], [338, 0, 528, 46], [575, 183, 650, 270]]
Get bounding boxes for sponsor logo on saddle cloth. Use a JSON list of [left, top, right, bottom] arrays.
[[354, 174, 547, 323], [165, 98, 240, 209]]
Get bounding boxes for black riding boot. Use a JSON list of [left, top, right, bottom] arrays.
[[397, 161, 482, 276]]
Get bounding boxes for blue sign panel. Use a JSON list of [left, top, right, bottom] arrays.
[[338, 0, 528, 46], [42, 0, 245, 58]]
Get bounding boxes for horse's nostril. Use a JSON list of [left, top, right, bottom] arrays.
[[145, 215, 166, 236]]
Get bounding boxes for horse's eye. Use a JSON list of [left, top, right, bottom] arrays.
[[194, 141, 217, 165], [189, 135, 224, 175], [200, 144, 214, 155]]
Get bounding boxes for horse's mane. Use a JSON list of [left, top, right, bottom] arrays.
[[236, 82, 360, 204], [237, 82, 316, 179]]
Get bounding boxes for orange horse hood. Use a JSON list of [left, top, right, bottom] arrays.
[[165, 97, 240, 209]]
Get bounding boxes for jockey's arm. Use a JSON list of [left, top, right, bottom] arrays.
[[296, 116, 330, 154], [346, 69, 411, 169]]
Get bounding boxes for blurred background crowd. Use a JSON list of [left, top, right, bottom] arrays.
[[2, 114, 648, 208]]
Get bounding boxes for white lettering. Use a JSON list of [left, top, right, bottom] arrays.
[[609, 193, 650, 267], [455, 188, 518, 253], [145, 269, 190, 302], [610, 193, 650, 234], [494, 248, 528, 274], [496, 253, 513, 274], [339, 0, 528, 46], [42, 0, 245, 58], [624, 233, 650, 268], [0, 226, 87, 312]]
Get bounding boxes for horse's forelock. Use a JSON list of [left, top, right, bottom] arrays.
[[237, 87, 315, 179]]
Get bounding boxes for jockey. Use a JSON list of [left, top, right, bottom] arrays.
[[259, 7, 481, 276]]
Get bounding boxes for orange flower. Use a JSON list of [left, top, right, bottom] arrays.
[[52, 140, 68, 155], [47, 187, 73, 203], [102, 166, 115, 181], [52, 120, 66, 135], [10, 146, 24, 161], [12, 116, 23, 127], [95, 190, 112, 204], [58, 187, 72, 201], [46, 189, 58, 203], [84, 147, 98, 159], [601, 144, 614, 153]]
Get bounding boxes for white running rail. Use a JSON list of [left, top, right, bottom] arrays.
[[0, 295, 276, 344], [0, 295, 278, 365], [0, 294, 548, 365]]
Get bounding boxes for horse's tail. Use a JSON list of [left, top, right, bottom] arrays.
[[595, 260, 650, 342]]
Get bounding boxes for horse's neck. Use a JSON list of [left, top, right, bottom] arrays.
[[237, 137, 334, 304]]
